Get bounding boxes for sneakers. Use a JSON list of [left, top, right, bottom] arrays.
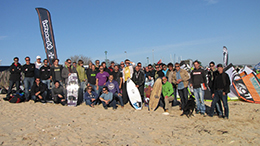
[[3, 96, 10, 101], [162, 109, 170, 115]]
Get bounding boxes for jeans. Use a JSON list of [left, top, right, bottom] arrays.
[[89, 83, 98, 94], [31, 91, 47, 102], [6, 80, 20, 97], [42, 79, 51, 89], [102, 100, 116, 109], [193, 87, 205, 113], [114, 93, 124, 106], [24, 77, 34, 100], [78, 81, 86, 104], [96, 85, 104, 96], [209, 90, 229, 118], [85, 99, 98, 106], [178, 87, 188, 109]]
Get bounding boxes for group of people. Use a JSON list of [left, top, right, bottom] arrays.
[[4, 55, 231, 119]]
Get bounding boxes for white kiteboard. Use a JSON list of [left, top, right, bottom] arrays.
[[126, 79, 142, 110]]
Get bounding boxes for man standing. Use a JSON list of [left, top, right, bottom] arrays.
[[172, 63, 190, 110], [4, 57, 22, 100], [161, 76, 174, 115], [105, 75, 124, 108], [87, 64, 98, 93], [111, 65, 123, 90], [62, 59, 77, 85], [95, 60, 100, 71], [22, 56, 35, 101], [31, 77, 47, 103], [132, 66, 145, 102], [122, 59, 135, 104], [208, 61, 223, 117], [95, 66, 110, 96], [35, 56, 43, 78], [40, 59, 52, 89], [51, 59, 63, 86], [108, 61, 115, 73], [208, 64, 230, 119], [99, 86, 117, 110], [190, 60, 207, 115], [154, 64, 164, 80], [76, 60, 88, 103]]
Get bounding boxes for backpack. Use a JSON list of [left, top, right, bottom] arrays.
[[9, 94, 23, 103]]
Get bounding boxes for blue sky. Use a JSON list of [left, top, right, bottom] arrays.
[[0, 0, 259, 66]]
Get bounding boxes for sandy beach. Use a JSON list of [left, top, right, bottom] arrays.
[[0, 94, 259, 146]]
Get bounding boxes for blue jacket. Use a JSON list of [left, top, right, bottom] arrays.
[[84, 91, 98, 101]]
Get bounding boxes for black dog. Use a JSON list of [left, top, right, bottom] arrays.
[[180, 95, 196, 118]]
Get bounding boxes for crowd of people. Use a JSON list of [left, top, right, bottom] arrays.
[[3, 55, 231, 119]]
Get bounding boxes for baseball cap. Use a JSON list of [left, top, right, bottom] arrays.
[[217, 64, 223, 68], [36, 56, 41, 59]]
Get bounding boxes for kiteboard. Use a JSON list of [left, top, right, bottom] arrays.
[[149, 78, 162, 111], [126, 79, 142, 110], [66, 73, 79, 106]]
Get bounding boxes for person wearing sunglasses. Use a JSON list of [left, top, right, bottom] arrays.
[[95, 66, 110, 96], [22, 56, 35, 101], [61, 59, 77, 85], [4, 57, 22, 101], [190, 60, 207, 116], [99, 86, 117, 110], [122, 59, 135, 104], [31, 77, 47, 103], [207, 61, 223, 118], [171, 62, 190, 111], [84, 86, 98, 107]]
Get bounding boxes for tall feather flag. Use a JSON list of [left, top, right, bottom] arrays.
[[223, 46, 228, 67], [35, 8, 58, 65]]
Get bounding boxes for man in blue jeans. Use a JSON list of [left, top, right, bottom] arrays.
[[105, 75, 124, 108], [99, 86, 117, 110], [22, 56, 35, 101], [190, 60, 207, 115], [208, 64, 230, 119]]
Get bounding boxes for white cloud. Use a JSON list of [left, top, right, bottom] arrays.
[[204, 0, 219, 5], [0, 36, 7, 40]]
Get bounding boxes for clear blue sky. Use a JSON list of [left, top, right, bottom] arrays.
[[0, 0, 259, 66]]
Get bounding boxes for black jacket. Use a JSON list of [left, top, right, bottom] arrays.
[[132, 70, 145, 96], [22, 63, 35, 77], [87, 69, 98, 85], [212, 71, 230, 94], [9, 63, 22, 81], [40, 65, 51, 80], [31, 82, 47, 96], [190, 68, 206, 89]]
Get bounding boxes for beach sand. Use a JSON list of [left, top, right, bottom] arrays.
[[0, 94, 259, 146]]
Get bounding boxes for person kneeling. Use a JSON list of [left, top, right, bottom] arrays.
[[84, 86, 98, 107], [31, 77, 47, 103], [99, 86, 117, 110], [52, 81, 66, 106], [161, 76, 174, 115]]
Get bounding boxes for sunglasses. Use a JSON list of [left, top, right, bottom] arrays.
[[103, 90, 106, 91], [175, 66, 180, 67], [68, 62, 71, 64], [155, 67, 159, 68], [26, 60, 30, 61]]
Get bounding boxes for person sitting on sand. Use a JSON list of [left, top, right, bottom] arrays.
[[161, 76, 174, 115], [99, 86, 117, 110], [52, 81, 66, 106], [31, 77, 47, 103], [84, 86, 99, 107], [105, 75, 124, 108]]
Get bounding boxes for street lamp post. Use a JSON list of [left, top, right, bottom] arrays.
[[105, 51, 108, 67], [125, 51, 127, 58]]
